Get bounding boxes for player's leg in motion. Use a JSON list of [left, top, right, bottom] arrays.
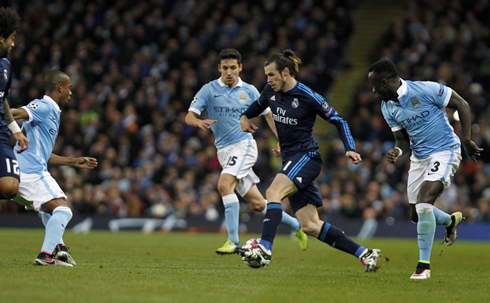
[[297, 203, 380, 272], [34, 201, 74, 267], [41, 212, 77, 265], [215, 173, 240, 255], [410, 181, 442, 279], [244, 185, 307, 251]]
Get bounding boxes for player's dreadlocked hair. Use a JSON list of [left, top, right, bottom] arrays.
[[218, 48, 242, 65], [265, 49, 302, 78], [368, 59, 399, 80], [0, 7, 20, 39]]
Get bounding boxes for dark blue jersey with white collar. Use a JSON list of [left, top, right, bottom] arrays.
[[244, 82, 355, 161]]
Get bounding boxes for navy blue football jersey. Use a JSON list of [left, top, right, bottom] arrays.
[[0, 58, 13, 141], [255, 82, 355, 160]]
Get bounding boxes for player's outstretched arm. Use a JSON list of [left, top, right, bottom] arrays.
[[185, 111, 216, 130], [446, 91, 483, 162], [239, 115, 258, 134], [48, 154, 98, 169]]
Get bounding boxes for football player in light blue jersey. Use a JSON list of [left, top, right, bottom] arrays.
[[368, 59, 483, 279], [185, 49, 307, 255], [11, 71, 98, 266], [0, 7, 29, 200]]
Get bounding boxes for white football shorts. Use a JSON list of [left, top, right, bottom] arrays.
[[217, 138, 260, 197], [407, 148, 462, 204], [13, 171, 67, 212]]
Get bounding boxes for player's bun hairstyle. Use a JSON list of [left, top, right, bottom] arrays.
[[0, 7, 20, 38], [218, 48, 242, 65], [265, 49, 302, 78], [368, 59, 399, 80]]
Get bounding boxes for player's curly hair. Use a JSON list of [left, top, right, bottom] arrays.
[[368, 59, 398, 80], [265, 49, 302, 78], [218, 48, 242, 64], [0, 7, 20, 39]]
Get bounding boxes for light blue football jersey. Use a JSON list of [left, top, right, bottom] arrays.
[[14, 95, 61, 174], [381, 79, 460, 159], [189, 78, 268, 149]]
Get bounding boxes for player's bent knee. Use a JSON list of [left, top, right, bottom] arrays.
[[300, 223, 318, 236], [53, 206, 73, 220], [250, 200, 265, 212], [0, 176, 19, 197], [0, 182, 19, 199]]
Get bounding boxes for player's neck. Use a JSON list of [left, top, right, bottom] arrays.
[[283, 78, 297, 92]]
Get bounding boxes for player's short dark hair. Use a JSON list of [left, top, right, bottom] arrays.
[[0, 7, 20, 39], [44, 70, 69, 92], [265, 49, 302, 78], [218, 48, 242, 64], [368, 59, 398, 80]]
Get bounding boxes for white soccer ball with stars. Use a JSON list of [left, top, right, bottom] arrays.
[[240, 238, 264, 269]]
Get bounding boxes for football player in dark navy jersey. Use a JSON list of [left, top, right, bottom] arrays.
[[0, 7, 28, 199], [238, 49, 381, 272]]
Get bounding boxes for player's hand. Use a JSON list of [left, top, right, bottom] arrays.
[[386, 148, 401, 164], [74, 157, 98, 169], [197, 119, 217, 130], [462, 139, 483, 163], [240, 116, 258, 134], [272, 141, 281, 157], [13, 132, 28, 153], [346, 151, 362, 164]]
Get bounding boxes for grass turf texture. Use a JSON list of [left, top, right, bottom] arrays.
[[0, 229, 489, 303]]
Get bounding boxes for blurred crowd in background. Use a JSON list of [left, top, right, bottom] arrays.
[[0, 0, 488, 225]]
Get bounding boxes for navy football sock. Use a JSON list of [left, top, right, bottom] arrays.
[[317, 222, 363, 256], [260, 203, 283, 251]]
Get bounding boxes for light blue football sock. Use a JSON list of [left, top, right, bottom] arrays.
[[223, 194, 240, 245], [41, 212, 65, 245], [416, 203, 436, 263], [261, 206, 300, 232], [41, 212, 51, 226], [40, 207, 73, 254], [432, 206, 451, 226]]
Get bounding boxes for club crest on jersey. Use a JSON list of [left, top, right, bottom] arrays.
[[292, 98, 299, 108], [28, 102, 39, 109], [239, 94, 247, 103], [3, 69, 7, 80], [411, 97, 421, 108]]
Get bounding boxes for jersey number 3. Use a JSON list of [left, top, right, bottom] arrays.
[[5, 158, 20, 175]]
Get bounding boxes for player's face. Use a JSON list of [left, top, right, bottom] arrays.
[[59, 79, 72, 106], [368, 71, 392, 101], [0, 31, 16, 58], [218, 59, 242, 88], [265, 63, 286, 92]]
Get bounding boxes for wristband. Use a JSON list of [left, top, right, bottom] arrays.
[[394, 146, 403, 156], [8, 121, 21, 134]]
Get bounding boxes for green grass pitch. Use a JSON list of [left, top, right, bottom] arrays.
[[0, 228, 489, 303]]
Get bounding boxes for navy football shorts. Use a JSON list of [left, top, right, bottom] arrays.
[[280, 151, 323, 213], [0, 141, 20, 179]]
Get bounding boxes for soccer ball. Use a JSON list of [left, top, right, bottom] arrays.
[[240, 238, 264, 269]]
